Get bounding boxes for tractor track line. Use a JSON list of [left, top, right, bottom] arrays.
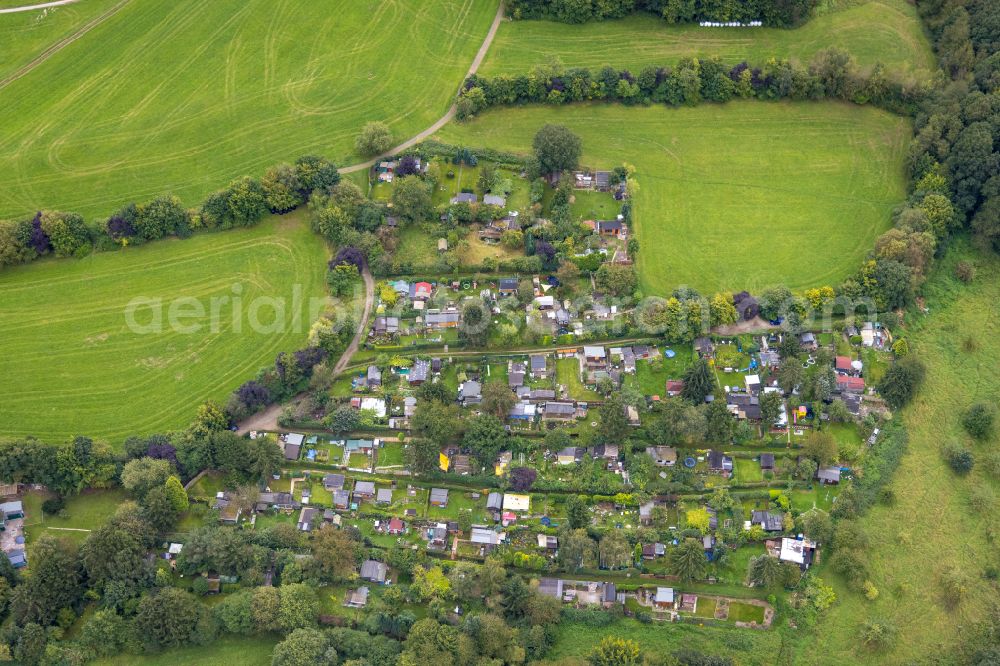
[[0, 0, 131, 92]]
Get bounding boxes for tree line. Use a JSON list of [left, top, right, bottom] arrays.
[[506, 0, 819, 28], [458, 50, 927, 120], [0, 155, 341, 271]]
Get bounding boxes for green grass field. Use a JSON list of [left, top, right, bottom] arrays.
[[22, 488, 128, 544], [794, 242, 1000, 664], [0, 0, 498, 219], [482, 0, 934, 78], [550, 618, 782, 665], [94, 635, 278, 666], [0, 211, 328, 443], [437, 101, 910, 294], [0, 0, 125, 82]]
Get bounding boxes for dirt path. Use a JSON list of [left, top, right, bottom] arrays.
[[237, 267, 374, 435], [334, 266, 375, 375], [0, 0, 131, 91], [236, 402, 282, 436], [338, 2, 505, 175], [712, 316, 778, 336], [0, 0, 79, 13]]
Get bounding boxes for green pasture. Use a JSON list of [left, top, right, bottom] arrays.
[[437, 101, 910, 294], [481, 0, 934, 78], [0, 0, 499, 219], [0, 0, 124, 81], [0, 211, 328, 443]]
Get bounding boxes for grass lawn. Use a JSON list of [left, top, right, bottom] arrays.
[[825, 421, 864, 462], [795, 242, 1000, 663], [348, 452, 371, 469], [436, 101, 910, 295], [626, 358, 670, 395], [555, 356, 599, 401], [728, 601, 766, 624], [661, 346, 695, 378], [393, 225, 441, 267], [733, 457, 763, 483], [480, 0, 934, 78], [691, 596, 718, 619], [22, 488, 128, 545], [549, 618, 782, 665], [427, 491, 487, 522], [569, 189, 619, 222], [0, 211, 328, 442], [94, 635, 278, 666], [459, 234, 525, 265], [377, 441, 406, 468], [0, 0, 500, 219], [790, 485, 839, 513], [186, 471, 227, 502], [253, 511, 296, 532], [0, 0, 124, 81]]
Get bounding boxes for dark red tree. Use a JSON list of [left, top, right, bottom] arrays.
[[294, 346, 327, 373], [509, 466, 537, 492], [331, 246, 365, 271], [237, 381, 270, 410], [28, 212, 51, 254], [396, 155, 420, 176], [733, 291, 760, 321]]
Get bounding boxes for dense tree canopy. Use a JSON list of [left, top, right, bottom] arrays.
[[532, 124, 582, 175]]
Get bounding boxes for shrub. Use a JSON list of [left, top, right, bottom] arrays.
[[860, 618, 896, 650], [968, 485, 996, 513], [961, 403, 995, 440], [943, 444, 975, 475], [954, 260, 975, 283], [41, 496, 65, 515]]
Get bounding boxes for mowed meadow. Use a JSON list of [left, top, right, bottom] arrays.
[[481, 0, 935, 78], [0, 0, 499, 219], [0, 0, 125, 83], [438, 101, 910, 295], [0, 212, 328, 443]]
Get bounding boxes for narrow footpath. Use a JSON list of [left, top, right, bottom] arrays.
[[337, 1, 505, 175]]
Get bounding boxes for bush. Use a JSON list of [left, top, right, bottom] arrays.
[[955, 261, 976, 283], [191, 576, 210, 596], [41, 496, 65, 515], [943, 444, 975, 475], [961, 403, 995, 440]]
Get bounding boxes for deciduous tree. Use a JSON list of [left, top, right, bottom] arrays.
[[532, 124, 582, 175], [355, 121, 394, 157]]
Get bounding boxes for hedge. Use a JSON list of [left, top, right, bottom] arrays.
[[457, 54, 928, 121], [0, 154, 340, 271]]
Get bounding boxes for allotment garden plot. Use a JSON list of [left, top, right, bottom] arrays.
[[438, 101, 910, 295]]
